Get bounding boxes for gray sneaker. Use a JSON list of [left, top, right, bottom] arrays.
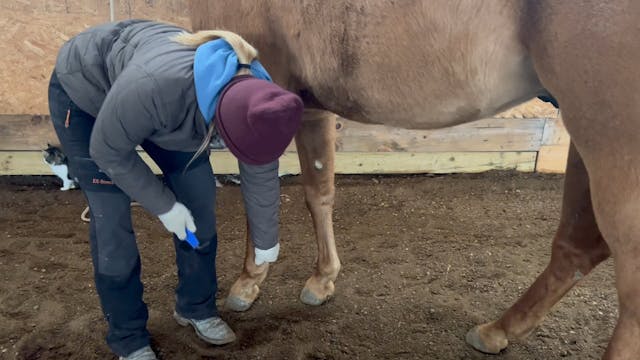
[[118, 346, 157, 360], [173, 311, 236, 345]]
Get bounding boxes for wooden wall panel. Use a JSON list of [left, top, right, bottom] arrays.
[[0, 151, 536, 176], [0, 114, 566, 175], [1, 115, 546, 153]]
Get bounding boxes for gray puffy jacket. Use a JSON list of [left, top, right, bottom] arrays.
[[55, 20, 279, 249]]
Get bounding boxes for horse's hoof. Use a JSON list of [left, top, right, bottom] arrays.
[[465, 324, 508, 354], [300, 287, 329, 306], [225, 296, 253, 312]]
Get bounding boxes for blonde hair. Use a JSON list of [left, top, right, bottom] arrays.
[[173, 29, 258, 72], [173, 30, 259, 172]]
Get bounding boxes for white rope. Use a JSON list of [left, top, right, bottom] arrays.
[[80, 202, 142, 223], [80, 206, 90, 222]]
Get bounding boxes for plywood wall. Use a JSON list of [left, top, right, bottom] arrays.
[[0, 0, 190, 115]]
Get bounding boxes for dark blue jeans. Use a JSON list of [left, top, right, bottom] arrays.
[[48, 71, 219, 357]]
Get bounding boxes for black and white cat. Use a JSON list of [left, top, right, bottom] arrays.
[[42, 144, 78, 191]]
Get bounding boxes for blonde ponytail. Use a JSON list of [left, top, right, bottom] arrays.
[[172, 29, 258, 71]]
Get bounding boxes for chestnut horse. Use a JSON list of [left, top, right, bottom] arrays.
[[191, 1, 639, 358]]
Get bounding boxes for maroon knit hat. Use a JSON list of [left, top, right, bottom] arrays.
[[214, 76, 304, 165]]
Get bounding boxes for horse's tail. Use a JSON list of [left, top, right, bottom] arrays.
[[172, 30, 258, 65]]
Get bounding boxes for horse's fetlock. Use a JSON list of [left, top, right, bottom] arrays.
[[320, 262, 341, 280]]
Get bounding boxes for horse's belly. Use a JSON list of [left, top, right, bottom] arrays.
[[295, 1, 542, 130], [310, 52, 541, 131]]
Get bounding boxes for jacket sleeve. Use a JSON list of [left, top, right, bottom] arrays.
[[89, 70, 176, 215], [239, 160, 280, 250]]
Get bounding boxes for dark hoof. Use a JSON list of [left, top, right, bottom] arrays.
[[465, 325, 507, 354], [225, 296, 253, 312], [300, 288, 328, 306]]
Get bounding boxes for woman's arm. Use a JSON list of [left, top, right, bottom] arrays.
[[239, 160, 280, 260], [89, 69, 176, 215]]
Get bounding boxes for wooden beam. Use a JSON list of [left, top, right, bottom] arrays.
[[0, 151, 536, 175], [1, 114, 546, 153], [541, 117, 570, 146], [332, 117, 546, 152], [333, 151, 536, 174], [536, 145, 569, 173], [0, 113, 562, 174], [536, 117, 571, 173]]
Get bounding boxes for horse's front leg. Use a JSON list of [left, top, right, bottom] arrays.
[[225, 109, 339, 310], [225, 220, 269, 311], [295, 109, 341, 305]]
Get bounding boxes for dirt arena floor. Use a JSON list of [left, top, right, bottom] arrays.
[[0, 172, 617, 360]]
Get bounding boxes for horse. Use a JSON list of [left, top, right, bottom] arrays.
[[190, 1, 640, 358]]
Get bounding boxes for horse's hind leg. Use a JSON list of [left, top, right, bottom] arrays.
[[582, 142, 640, 359], [518, 2, 640, 356], [564, 123, 640, 359], [294, 109, 341, 305], [467, 143, 611, 353]]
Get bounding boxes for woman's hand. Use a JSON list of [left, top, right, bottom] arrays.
[[158, 202, 196, 240]]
